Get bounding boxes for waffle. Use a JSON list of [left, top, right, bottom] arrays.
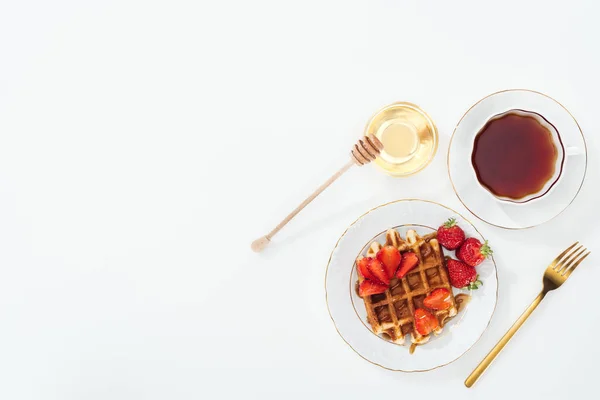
[[358, 228, 458, 345]]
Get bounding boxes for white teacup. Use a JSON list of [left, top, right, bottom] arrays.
[[473, 109, 565, 204]]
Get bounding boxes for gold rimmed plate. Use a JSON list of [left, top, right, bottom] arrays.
[[448, 89, 587, 229], [325, 199, 498, 372]]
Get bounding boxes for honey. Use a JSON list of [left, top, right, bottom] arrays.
[[365, 102, 438, 176]]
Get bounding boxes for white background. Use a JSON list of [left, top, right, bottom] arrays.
[[0, 1, 598, 399]]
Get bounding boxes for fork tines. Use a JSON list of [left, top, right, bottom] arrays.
[[552, 242, 590, 278]]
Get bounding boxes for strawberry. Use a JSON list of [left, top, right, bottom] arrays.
[[376, 245, 401, 279], [457, 238, 493, 267], [423, 288, 453, 310], [436, 217, 465, 250], [414, 308, 439, 336], [357, 257, 377, 281], [446, 258, 482, 289], [366, 258, 390, 285], [358, 280, 388, 297], [396, 251, 419, 279]]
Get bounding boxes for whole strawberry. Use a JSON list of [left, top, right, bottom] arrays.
[[437, 218, 465, 250], [457, 238, 492, 267], [446, 258, 482, 290]]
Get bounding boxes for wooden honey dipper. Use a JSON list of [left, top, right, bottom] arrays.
[[251, 134, 384, 252]]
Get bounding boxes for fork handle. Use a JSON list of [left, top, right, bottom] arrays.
[[465, 291, 546, 388]]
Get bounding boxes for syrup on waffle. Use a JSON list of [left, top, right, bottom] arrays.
[[357, 228, 458, 345]]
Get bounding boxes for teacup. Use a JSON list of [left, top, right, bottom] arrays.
[[471, 109, 565, 204]]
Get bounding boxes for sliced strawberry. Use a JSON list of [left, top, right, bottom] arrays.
[[358, 280, 388, 297], [396, 252, 419, 279], [414, 308, 439, 336], [367, 258, 390, 285], [423, 288, 452, 310], [357, 257, 377, 281], [376, 245, 401, 279]]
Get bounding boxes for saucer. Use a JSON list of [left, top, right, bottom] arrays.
[[325, 199, 498, 371], [448, 89, 587, 229]]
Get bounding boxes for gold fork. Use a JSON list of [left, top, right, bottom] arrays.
[[465, 242, 590, 388]]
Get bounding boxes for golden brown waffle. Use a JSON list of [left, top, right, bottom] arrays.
[[358, 228, 458, 345]]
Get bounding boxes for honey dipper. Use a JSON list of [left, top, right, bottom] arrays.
[[251, 134, 384, 252]]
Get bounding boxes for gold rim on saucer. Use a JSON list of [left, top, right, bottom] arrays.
[[365, 102, 438, 177], [324, 198, 498, 372], [447, 89, 588, 230]]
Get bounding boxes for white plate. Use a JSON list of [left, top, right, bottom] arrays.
[[325, 199, 498, 372], [448, 89, 587, 229]]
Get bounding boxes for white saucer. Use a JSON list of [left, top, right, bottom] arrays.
[[448, 89, 587, 229], [325, 199, 498, 372]]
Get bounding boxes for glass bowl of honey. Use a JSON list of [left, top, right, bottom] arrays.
[[364, 102, 438, 177]]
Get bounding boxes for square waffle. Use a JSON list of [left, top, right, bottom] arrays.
[[358, 228, 458, 345]]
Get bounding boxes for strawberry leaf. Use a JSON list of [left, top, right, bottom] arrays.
[[444, 217, 457, 228], [480, 241, 493, 257], [467, 276, 483, 290]]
